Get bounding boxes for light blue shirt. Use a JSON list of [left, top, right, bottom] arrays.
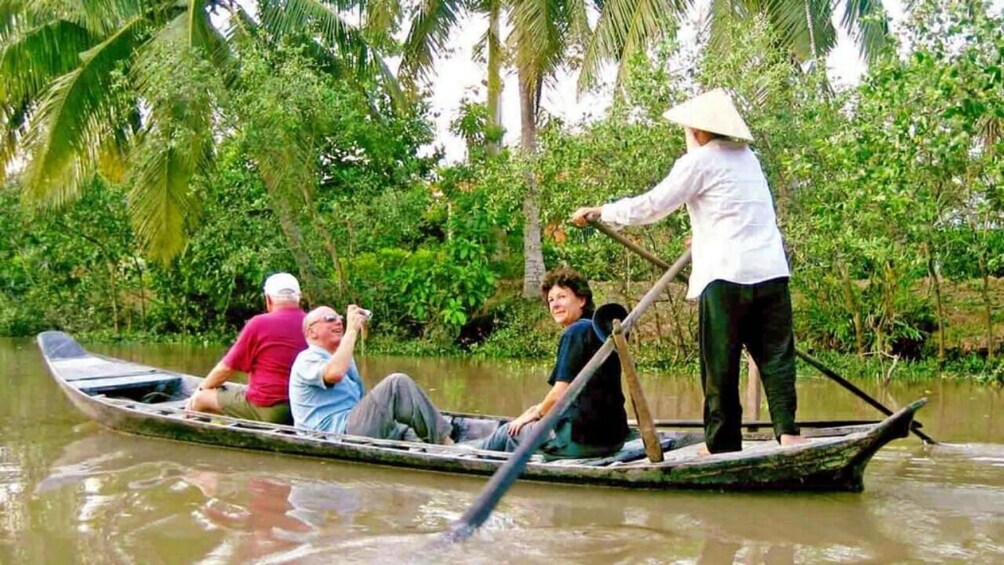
[[289, 344, 366, 433]]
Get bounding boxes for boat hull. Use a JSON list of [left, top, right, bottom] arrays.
[[37, 331, 923, 491]]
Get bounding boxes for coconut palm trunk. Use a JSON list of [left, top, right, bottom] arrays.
[[518, 71, 546, 297], [486, 1, 503, 156]]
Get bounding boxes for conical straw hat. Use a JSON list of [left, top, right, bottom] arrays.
[[662, 88, 754, 142]]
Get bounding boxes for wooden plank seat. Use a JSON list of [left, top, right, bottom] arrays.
[[51, 357, 155, 381], [63, 369, 163, 383], [72, 373, 182, 395]]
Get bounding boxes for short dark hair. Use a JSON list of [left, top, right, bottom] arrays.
[[540, 267, 595, 317]]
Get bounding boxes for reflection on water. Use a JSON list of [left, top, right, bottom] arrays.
[[2, 336, 1004, 563]]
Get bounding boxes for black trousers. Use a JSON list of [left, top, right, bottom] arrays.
[[698, 277, 799, 453]]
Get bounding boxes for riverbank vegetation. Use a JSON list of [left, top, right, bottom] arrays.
[[1, 1, 1001, 383]]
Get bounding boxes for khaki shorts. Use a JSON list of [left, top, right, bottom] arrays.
[[218, 387, 292, 425]]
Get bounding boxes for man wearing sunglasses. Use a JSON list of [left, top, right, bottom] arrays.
[[186, 272, 307, 424], [288, 305, 455, 444]]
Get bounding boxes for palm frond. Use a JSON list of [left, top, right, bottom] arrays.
[[364, 0, 403, 41], [0, 0, 30, 37], [564, 0, 592, 47], [185, 0, 238, 87], [370, 54, 405, 107], [579, 0, 680, 90], [398, 0, 462, 87], [705, 0, 741, 58], [259, 0, 403, 105], [259, 0, 361, 59], [708, 0, 836, 64], [251, 140, 315, 207], [185, 0, 203, 46], [21, 14, 145, 207], [0, 100, 29, 184], [769, 0, 836, 62], [128, 133, 206, 261], [125, 9, 222, 261], [52, 0, 154, 36], [0, 18, 95, 107], [840, 0, 889, 62], [95, 122, 130, 183], [222, 2, 255, 43], [509, 0, 567, 92]]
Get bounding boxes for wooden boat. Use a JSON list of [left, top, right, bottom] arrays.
[[37, 330, 926, 492]]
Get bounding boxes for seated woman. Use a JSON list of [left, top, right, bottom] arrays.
[[476, 268, 629, 457]]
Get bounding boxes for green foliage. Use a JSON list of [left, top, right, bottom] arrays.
[[787, 1, 1004, 357], [1, 1, 1002, 383], [142, 143, 294, 338], [1, 0, 406, 266], [450, 99, 505, 162], [0, 179, 146, 336], [469, 295, 556, 359], [345, 190, 500, 339]]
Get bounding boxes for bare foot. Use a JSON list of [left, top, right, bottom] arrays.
[[780, 434, 808, 447], [697, 443, 711, 457]]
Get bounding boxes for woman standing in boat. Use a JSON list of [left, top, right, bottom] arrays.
[[476, 268, 629, 457], [571, 88, 805, 454]]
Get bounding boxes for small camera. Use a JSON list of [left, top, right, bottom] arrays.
[[359, 309, 373, 320]]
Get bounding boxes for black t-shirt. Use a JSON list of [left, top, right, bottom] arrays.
[[548, 318, 629, 447]]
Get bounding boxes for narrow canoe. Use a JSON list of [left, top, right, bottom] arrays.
[[37, 330, 925, 492]]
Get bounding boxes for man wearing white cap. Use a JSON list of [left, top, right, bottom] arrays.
[[186, 272, 308, 424], [572, 88, 804, 454]]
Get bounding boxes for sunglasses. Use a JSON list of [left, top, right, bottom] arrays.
[[308, 313, 342, 328]]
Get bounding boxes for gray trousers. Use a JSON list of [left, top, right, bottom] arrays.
[[345, 373, 452, 444]]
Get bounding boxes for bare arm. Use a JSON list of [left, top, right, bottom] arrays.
[[508, 381, 571, 436], [320, 305, 366, 385], [200, 361, 238, 390], [537, 381, 570, 418], [321, 329, 358, 385]]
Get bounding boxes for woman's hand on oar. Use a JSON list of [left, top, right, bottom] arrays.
[[571, 207, 602, 227]]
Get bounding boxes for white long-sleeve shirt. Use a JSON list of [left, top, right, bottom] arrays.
[[601, 139, 790, 299]]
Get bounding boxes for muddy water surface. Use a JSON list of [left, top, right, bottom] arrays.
[[1, 337, 1002, 563]]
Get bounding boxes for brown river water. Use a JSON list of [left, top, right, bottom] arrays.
[[1, 337, 1002, 563]]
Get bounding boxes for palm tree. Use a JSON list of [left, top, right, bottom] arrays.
[[0, 0, 400, 275], [512, 0, 899, 295], [579, 0, 897, 92], [505, 0, 588, 295]]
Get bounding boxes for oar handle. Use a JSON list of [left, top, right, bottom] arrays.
[[580, 218, 937, 445]]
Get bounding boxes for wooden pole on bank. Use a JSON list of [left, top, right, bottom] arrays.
[[746, 352, 762, 422]]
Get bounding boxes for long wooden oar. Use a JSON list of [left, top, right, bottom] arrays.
[[585, 218, 937, 445], [440, 249, 693, 544], [638, 418, 885, 428], [588, 220, 688, 285], [795, 350, 935, 443]]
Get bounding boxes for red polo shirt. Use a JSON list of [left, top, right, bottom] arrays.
[[222, 307, 307, 406]]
